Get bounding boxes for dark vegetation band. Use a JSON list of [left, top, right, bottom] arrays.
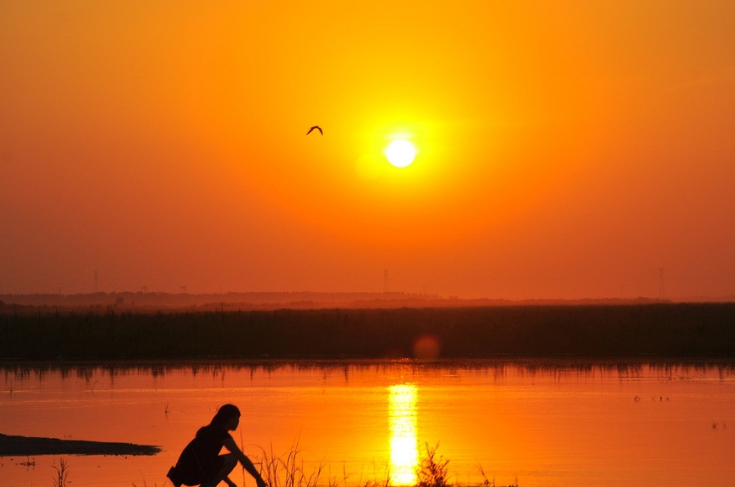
[[1, 303, 734, 360]]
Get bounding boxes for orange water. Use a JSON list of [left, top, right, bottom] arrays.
[[1, 360, 734, 487]]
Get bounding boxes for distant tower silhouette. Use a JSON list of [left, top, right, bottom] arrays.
[[659, 268, 665, 299], [94, 269, 98, 293], [384, 268, 389, 293]]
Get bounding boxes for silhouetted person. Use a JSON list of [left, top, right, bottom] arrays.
[[167, 404, 266, 487], [306, 125, 323, 135]]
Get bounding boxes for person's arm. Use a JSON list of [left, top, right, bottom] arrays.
[[223, 436, 267, 487]]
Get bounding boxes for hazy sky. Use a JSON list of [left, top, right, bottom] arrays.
[[2, 1, 734, 299]]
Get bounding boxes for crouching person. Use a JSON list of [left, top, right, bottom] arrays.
[[167, 404, 267, 487]]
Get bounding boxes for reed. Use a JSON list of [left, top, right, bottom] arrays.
[[258, 440, 326, 487], [51, 458, 70, 487], [415, 443, 449, 487]]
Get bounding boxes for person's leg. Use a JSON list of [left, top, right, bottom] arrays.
[[200, 454, 238, 487]]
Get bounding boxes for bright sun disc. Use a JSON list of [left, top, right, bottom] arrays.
[[385, 140, 416, 167]]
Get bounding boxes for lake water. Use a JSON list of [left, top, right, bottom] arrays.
[[1, 360, 734, 487]]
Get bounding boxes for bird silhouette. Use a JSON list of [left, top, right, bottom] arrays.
[[306, 125, 323, 135]]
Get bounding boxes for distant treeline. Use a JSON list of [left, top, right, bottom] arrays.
[[0, 291, 449, 310], [1, 303, 734, 360], [0, 291, 709, 312]]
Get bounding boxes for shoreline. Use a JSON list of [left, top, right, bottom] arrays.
[[0, 433, 161, 457]]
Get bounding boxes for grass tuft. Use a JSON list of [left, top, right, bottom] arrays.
[[51, 458, 70, 487], [258, 440, 326, 487], [415, 443, 450, 487], [239, 441, 517, 487]]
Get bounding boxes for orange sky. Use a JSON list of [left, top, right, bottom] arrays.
[[2, 1, 734, 299]]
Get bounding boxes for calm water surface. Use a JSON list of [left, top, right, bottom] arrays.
[[1, 360, 734, 487]]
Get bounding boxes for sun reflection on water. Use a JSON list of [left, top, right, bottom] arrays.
[[389, 384, 419, 486]]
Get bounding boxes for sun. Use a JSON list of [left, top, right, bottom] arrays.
[[385, 139, 416, 167]]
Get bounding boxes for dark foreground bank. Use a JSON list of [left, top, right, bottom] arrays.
[[0, 433, 160, 456], [1, 303, 734, 360]]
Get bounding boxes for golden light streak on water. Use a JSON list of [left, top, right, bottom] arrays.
[[388, 384, 419, 486]]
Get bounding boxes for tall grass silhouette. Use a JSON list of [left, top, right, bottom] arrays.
[[258, 440, 327, 487], [254, 441, 520, 487], [415, 443, 449, 487], [51, 458, 70, 487]]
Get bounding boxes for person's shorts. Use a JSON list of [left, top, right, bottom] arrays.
[[168, 454, 227, 486]]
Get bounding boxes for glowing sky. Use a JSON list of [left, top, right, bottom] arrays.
[[2, 1, 734, 299]]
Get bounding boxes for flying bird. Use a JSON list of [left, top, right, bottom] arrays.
[[306, 125, 323, 136]]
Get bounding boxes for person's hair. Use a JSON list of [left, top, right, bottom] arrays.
[[210, 404, 241, 427], [196, 404, 241, 437]]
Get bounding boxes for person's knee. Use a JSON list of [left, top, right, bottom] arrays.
[[223, 453, 238, 472]]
